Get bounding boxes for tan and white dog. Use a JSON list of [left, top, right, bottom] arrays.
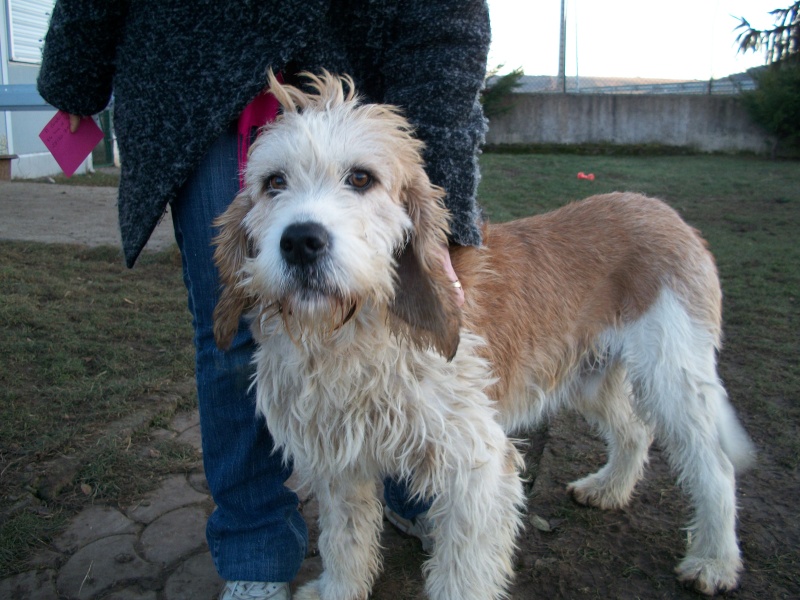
[[213, 72, 754, 599]]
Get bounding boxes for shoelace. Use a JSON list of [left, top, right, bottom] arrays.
[[224, 581, 285, 599]]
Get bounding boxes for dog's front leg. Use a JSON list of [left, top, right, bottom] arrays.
[[295, 475, 383, 600], [422, 432, 525, 600]]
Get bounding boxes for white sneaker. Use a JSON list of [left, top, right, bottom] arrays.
[[383, 506, 435, 553], [218, 581, 290, 600]]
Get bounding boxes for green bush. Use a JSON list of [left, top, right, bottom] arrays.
[[482, 67, 524, 119], [741, 64, 800, 156]]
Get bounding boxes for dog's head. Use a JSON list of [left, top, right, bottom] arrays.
[[213, 71, 461, 359]]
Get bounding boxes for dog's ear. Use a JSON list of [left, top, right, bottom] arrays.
[[212, 192, 255, 350], [389, 165, 461, 361]]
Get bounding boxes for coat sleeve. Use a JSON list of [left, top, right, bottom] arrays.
[[381, 0, 491, 247], [37, 0, 130, 116]]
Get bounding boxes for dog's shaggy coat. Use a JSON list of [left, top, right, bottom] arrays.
[[213, 72, 755, 600]]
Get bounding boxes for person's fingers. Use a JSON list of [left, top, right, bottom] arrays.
[[69, 114, 82, 133], [438, 243, 465, 307]]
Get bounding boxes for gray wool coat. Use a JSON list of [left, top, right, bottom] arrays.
[[38, 0, 491, 267]]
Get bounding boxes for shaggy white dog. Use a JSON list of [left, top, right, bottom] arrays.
[[213, 72, 754, 599]]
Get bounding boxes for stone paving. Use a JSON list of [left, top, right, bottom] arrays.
[[0, 410, 323, 600]]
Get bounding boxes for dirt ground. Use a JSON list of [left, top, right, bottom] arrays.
[[2, 181, 797, 599], [366, 405, 799, 600], [0, 180, 174, 251]]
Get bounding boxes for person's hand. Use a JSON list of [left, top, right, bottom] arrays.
[[437, 243, 464, 307], [68, 114, 82, 133]]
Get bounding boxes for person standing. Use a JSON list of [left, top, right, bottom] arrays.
[[38, 2, 491, 598]]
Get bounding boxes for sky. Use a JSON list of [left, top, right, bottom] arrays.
[[487, 0, 784, 80]]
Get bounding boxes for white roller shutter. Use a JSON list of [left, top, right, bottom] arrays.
[[7, 0, 55, 64]]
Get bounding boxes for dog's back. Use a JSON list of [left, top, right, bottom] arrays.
[[453, 192, 721, 403]]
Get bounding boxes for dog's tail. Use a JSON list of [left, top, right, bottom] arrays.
[[714, 388, 757, 473]]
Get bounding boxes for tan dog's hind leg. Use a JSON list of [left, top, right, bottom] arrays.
[[568, 360, 652, 510], [622, 291, 747, 594]]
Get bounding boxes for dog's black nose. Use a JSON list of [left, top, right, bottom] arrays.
[[280, 222, 330, 266]]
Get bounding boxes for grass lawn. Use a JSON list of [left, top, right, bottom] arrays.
[[0, 245, 197, 575], [0, 153, 798, 578]]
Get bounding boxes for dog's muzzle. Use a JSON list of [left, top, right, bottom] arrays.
[[280, 221, 329, 266], [279, 221, 335, 295]]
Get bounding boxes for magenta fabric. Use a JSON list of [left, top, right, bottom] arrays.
[[237, 74, 282, 189]]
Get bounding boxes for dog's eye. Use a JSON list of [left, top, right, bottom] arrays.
[[347, 170, 373, 191], [265, 173, 287, 193]]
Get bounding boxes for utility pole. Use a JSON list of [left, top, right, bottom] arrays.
[[557, 0, 567, 93]]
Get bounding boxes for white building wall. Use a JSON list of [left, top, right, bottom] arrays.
[[1, 0, 92, 178]]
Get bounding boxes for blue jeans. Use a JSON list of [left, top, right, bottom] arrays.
[[171, 124, 430, 581], [171, 123, 306, 582], [383, 477, 432, 521]]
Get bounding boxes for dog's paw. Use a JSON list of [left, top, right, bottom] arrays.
[[293, 579, 322, 600], [566, 475, 630, 510], [675, 556, 742, 596]]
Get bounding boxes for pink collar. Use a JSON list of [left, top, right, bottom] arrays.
[[237, 73, 282, 189]]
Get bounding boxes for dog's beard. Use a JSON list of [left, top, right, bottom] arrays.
[[246, 249, 393, 344], [255, 287, 360, 345]]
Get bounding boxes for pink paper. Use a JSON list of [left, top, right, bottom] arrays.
[[39, 111, 105, 177]]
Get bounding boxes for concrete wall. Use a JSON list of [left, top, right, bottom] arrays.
[[485, 94, 774, 154]]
